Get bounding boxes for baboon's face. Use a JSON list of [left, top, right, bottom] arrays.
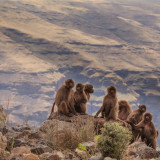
[[139, 105, 146, 113], [65, 79, 75, 88], [144, 113, 152, 122], [76, 83, 84, 92], [85, 84, 94, 93], [108, 86, 116, 97]]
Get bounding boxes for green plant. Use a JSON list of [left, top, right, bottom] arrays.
[[97, 122, 132, 160], [78, 143, 86, 151]]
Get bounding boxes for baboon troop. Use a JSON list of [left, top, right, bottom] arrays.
[[49, 78, 159, 149]]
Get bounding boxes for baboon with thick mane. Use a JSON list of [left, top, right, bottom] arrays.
[[94, 86, 118, 120], [74, 83, 88, 114], [118, 100, 132, 121], [130, 112, 158, 149], [49, 79, 77, 117]]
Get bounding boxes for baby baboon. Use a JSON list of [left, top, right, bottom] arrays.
[[127, 105, 146, 142], [131, 112, 158, 149], [118, 100, 132, 121], [94, 86, 118, 120], [74, 83, 88, 114], [49, 79, 77, 117], [84, 84, 94, 100]]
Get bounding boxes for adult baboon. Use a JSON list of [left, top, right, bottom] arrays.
[[118, 100, 132, 121], [49, 79, 77, 117], [84, 84, 94, 100], [127, 105, 146, 142], [94, 86, 118, 120], [130, 112, 158, 149], [74, 83, 88, 114]]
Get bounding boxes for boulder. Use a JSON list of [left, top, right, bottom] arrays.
[[89, 156, 103, 160], [22, 153, 40, 160], [31, 144, 53, 155], [12, 124, 31, 132], [127, 142, 160, 159], [0, 148, 10, 159], [11, 146, 31, 157], [46, 151, 65, 160], [104, 157, 117, 160], [7, 138, 29, 151], [39, 152, 53, 160], [48, 112, 93, 123], [75, 148, 88, 159], [81, 141, 96, 154]]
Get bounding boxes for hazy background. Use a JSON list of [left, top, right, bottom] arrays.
[[0, 0, 160, 145]]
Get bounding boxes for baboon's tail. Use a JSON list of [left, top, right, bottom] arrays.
[[48, 101, 55, 119]]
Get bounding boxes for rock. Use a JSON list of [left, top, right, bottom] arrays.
[[5, 129, 20, 140], [36, 140, 53, 149], [75, 148, 88, 159], [0, 148, 10, 159], [31, 144, 53, 155], [39, 152, 53, 160], [10, 157, 22, 160], [22, 153, 39, 160], [89, 156, 103, 160], [28, 130, 44, 140], [39, 119, 73, 134], [7, 138, 29, 151], [104, 157, 117, 160], [12, 124, 31, 132], [46, 151, 65, 160], [128, 142, 160, 159], [0, 132, 7, 149], [81, 141, 96, 154], [11, 146, 31, 156], [49, 112, 93, 123]]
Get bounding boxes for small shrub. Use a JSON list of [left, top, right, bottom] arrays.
[[78, 143, 86, 151], [97, 122, 132, 160]]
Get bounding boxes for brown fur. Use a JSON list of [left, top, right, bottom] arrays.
[[84, 84, 94, 101], [49, 79, 77, 117], [95, 86, 118, 120], [127, 105, 146, 125], [127, 105, 146, 142], [131, 112, 158, 149], [74, 83, 88, 114], [118, 100, 132, 121]]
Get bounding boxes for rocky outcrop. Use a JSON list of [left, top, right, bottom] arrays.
[[127, 142, 160, 159], [0, 108, 160, 160]]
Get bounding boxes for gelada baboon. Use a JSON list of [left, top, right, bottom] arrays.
[[127, 105, 146, 125], [131, 112, 158, 149], [127, 105, 146, 142], [74, 83, 88, 114], [118, 100, 132, 121], [49, 79, 77, 117], [94, 86, 119, 120], [84, 84, 94, 100]]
